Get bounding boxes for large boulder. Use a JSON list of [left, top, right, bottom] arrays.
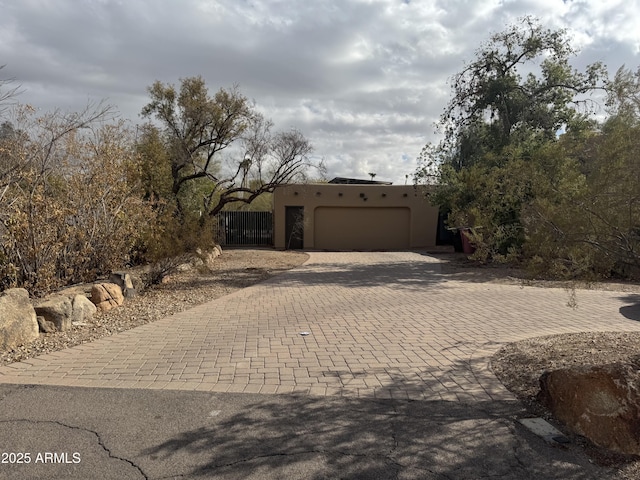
[[56, 284, 93, 298], [193, 248, 217, 270], [71, 294, 97, 324], [91, 283, 124, 312], [33, 293, 96, 332], [0, 288, 39, 351], [538, 362, 640, 456], [34, 296, 73, 332]]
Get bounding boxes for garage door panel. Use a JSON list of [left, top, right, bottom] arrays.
[[314, 207, 410, 250]]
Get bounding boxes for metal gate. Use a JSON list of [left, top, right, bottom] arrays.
[[216, 211, 273, 246]]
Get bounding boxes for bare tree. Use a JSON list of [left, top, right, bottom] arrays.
[[205, 120, 320, 216], [0, 65, 25, 193], [141, 76, 323, 218], [0, 65, 22, 117]]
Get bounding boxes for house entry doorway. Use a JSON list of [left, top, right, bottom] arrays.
[[285, 206, 304, 249]]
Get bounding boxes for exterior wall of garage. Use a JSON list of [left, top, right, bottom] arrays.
[[273, 184, 439, 250]]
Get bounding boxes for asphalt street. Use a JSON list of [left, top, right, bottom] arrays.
[[0, 383, 615, 480]]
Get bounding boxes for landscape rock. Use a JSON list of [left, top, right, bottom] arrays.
[[109, 272, 136, 298], [195, 247, 220, 270], [71, 294, 97, 323], [91, 283, 124, 312], [37, 315, 56, 334], [34, 296, 73, 332], [128, 272, 145, 294], [56, 284, 93, 298], [0, 288, 39, 351], [178, 248, 221, 272], [176, 262, 193, 272], [538, 362, 640, 456]]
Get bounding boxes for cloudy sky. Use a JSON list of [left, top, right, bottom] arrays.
[[1, 0, 639, 184]]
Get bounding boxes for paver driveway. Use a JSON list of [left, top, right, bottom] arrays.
[[1, 251, 640, 400]]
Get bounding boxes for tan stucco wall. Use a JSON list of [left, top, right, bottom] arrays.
[[273, 184, 438, 250]]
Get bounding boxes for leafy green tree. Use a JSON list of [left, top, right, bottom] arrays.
[[438, 16, 605, 166], [141, 77, 251, 216], [606, 65, 640, 118], [135, 123, 173, 205], [417, 17, 606, 260], [132, 121, 215, 268]]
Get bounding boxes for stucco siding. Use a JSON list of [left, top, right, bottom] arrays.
[[273, 184, 438, 250]]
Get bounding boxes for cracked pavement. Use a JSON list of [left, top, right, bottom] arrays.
[[0, 384, 615, 479], [1, 251, 639, 479]]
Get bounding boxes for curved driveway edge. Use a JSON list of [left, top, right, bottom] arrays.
[[1, 251, 640, 401]]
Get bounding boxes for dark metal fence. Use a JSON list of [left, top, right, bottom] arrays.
[[216, 211, 273, 246]]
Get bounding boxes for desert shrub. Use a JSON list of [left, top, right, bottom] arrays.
[[137, 210, 218, 285], [0, 106, 156, 295]]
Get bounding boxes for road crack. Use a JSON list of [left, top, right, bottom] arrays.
[[0, 419, 148, 479]]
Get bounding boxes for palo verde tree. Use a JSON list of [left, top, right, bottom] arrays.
[[141, 76, 321, 220], [417, 17, 607, 260]]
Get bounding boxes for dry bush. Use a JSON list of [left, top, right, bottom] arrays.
[[0, 105, 156, 295], [138, 211, 218, 286]]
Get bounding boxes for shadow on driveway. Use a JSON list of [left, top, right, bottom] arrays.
[[0, 358, 624, 478], [273, 253, 531, 291], [140, 358, 610, 480], [276, 260, 446, 291], [619, 294, 640, 321]]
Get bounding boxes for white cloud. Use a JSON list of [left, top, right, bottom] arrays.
[[0, 0, 639, 184]]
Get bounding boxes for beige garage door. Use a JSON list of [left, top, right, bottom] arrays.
[[314, 207, 411, 250]]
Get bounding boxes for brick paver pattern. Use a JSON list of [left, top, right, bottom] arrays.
[[1, 252, 639, 401]]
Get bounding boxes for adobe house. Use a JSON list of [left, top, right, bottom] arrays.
[[273, 178, 439, 250]]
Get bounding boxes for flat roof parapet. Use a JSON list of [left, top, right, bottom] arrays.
[[327, 177, 393, 185]]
